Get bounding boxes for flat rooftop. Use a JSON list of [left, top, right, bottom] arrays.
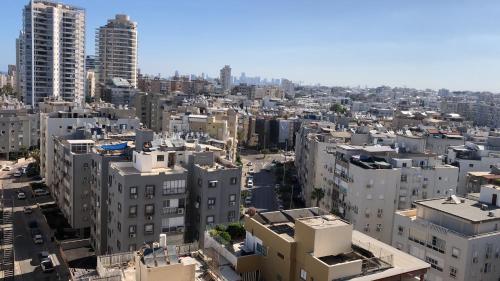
[[111, 162, 186, 176], [415, 196, 500, 223]]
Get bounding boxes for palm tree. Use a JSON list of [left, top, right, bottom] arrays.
[[311, 188, 325, 207]]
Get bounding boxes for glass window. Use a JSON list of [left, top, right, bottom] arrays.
[[157, 155, 164, 162], [449, 266, 457, 278], [130, 186, 138, 199], [129, 225, 136, 234], [208, 180, 217, 188], [144, 224, 154, 234], [230, 177, 237, 184], [129, 205, 137, 217], [145, 204, 155, 215], [206, 216, 214, 224], [208, 198, 216, 208], [145, 185, 155, 198], [300, 269, 307, 280]]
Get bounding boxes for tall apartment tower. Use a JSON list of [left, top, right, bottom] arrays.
[[21, 0, 85, 107], [97, 15, 138, 88], [219, 65, 231, 92]]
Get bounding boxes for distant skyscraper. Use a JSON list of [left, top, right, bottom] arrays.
[[219, 65, 231, 91], [85, 55, 97, 71], [97, 14, 138, 88], [20, 0, 86, 106], [15, 32, 23, 98]]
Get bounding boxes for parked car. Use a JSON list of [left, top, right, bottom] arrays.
[[40, 257, 54, 272], [2, 166, 11, 171], [28, 220, 38, 229], [13, 171, 22, 177], [38, 251, 50, 261], [244, 196, 252, 205], [248, 168, 255, 174], [33, 189, 49, 197], [31, 228, 43, 244], [247, 181, 254, 188], [17, 192, 26, 200], [23, 206, 33, 214], [246, 161, 253, 166]]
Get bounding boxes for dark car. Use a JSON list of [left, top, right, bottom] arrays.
[[40, 258, 54, 272], [28, 220, 38, 229]]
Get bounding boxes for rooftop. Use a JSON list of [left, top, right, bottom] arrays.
[[111, 161, 186, 176], [415, 195, 500, 223]]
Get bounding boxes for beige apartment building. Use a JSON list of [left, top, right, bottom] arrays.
[[205, 207, 429, 281]]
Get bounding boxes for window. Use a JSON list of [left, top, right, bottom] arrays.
[[129, 225, 137, 235], [208, 180, 218, 188], [145, 185, 155, 198], [117, 240, 121, 251], [117, 203, 122, 212], [229, 194, 236, 206], [451, 247, 460, 259], [208, 198, 216, 208], [198, 178, 202, 187], [398, 226, 404, 235], [230, 177, 237, 184], [469, 163, 474, 168], [157, 155, 164, 162], [256, 242, 267, 256], [425, 256, 443, 272], [117, 222, 121, 232], [402, 162, 407, 168], [206, 216, 214, 224], [277, 252, 284, 259], [401, 175, 407, 182], [144, 223, 154, 235], [129, 205, 137, 218], [145, 204, 155, 216], [130, 186, 138, 199], [118, 183, 122, 193], [228, 211, 236, 222], [449, 266, 457, 278], [162, 180, 186, 195], [484, 263, 491, 273], [300, 269, 307, 280]]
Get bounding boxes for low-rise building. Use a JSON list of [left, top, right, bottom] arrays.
[[205, 207, 429, 281], [393, 185, 500, 281]]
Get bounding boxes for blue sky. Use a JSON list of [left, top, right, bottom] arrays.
[[2, 0, 500, 91]]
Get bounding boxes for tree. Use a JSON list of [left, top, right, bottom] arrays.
[[330, 103, 347, 115], [0, 84, 16, 96], [311, 188, 325, 207]]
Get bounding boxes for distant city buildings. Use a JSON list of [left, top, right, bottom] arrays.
[[20, 0, 86, 106]]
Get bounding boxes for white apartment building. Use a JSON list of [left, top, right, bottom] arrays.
[[393, 185, 500, 281], [334, 145, 458, 244], [21, 0, 85, 106], [446, 142, 500, 195], [97, 14, 138, 88]]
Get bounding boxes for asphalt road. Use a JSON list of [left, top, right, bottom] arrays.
[[1, 161, 69, 281], [241, 153, 292, 212]]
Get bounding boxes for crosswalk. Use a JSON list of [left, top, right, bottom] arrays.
[[1, 206, 14, 280]]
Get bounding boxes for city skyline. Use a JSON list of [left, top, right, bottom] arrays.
[[2, 0, 500, 91]]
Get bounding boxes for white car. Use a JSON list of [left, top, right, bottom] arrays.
[[246, 162, 253, 166], [247, 181, 254, 188], [17, 192, 27, 200], [13, 172, 22, 177]]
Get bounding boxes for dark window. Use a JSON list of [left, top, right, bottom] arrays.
[[208, 180, 218, 188], [145, 185, 155, 198], [230, 177, 237, 184], [208, 198, 216, 208], [144, 223, 154, 234], [277, 252, 284, 259], [157, 155, 164, 162]]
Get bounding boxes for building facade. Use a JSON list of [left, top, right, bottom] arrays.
[[21, 0, 86, 106]]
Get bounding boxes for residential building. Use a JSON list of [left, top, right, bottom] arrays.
[[102, 77, 138, 106], [90, 138, 134, 255], [219, 65, 231, 92], [205, 207, 429, 281], [21, 0, 86, 106], [53, 137, 94, 235], [106, 149, 188, 254], [466, 165, 500, 194], [393, 185, 500, 281], [446, 141, 500, 195], [79, 238, 197, 281], [187, 152, 242, 243], [281, 78, 295, 99], [97, 14, 138, 88], [0, 96, 39, 159]]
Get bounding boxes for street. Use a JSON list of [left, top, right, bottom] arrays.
[[1, 160, 70, 281], [241, 152, 293, 212]]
